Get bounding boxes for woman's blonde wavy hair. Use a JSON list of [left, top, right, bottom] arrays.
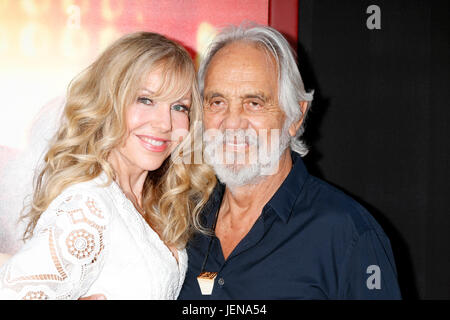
[[22, 32, 217, 249]]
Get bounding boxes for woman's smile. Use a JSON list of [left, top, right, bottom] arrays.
[[136, 134, 170, 152]]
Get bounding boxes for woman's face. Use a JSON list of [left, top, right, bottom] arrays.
[[113, 68, 191, 173]]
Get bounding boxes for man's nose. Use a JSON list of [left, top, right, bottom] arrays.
[[150, 103, 172, 132], [223, 104, 248, 129]]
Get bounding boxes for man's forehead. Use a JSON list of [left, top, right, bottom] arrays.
[[204, 42, 278, 95], [204, 89, 270, 100], [206, 42, 277, 75], [203, 77, 277, 99]]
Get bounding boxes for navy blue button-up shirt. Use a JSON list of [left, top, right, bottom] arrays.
[[178, 152, 402, 299]]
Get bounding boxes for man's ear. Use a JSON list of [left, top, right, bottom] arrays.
[[288, 101, 309, 137]]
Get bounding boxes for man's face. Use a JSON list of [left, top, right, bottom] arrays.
[[202, 42, 291, 188]]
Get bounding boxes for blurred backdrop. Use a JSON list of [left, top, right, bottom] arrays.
[[0, 0, 298, 259], [0, 0, 271, 153]]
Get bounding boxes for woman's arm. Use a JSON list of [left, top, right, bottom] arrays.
[[0, 254, 11, 268], [0, 189, 110, 299]]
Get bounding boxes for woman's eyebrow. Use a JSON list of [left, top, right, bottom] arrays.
[[138, 88, 190, 103], [138, 88, 155, 95], [174, 97, 191, 105]]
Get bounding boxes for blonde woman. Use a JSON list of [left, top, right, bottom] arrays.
[[0, 32, 216, 299]]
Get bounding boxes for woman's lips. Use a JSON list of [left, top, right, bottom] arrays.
[[137, 135, 169, 152]]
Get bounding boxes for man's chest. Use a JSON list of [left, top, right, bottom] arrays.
[[182, 229, 339, 300]]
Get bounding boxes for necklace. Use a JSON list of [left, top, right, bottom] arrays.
[[131, 198, 146, 216], [197, 207, 220, 295], [113, 177, 146, 215]]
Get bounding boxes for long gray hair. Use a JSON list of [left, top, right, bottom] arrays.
[[198, 23, 314, 156]]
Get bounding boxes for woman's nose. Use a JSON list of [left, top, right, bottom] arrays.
[[150, 103, 172, 132]]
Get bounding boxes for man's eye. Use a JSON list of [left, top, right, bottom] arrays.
[[210, 100, 224, 108], [172, 104, 189, 113], [137, 97, 153, 105], [247, 101, 263, 109]]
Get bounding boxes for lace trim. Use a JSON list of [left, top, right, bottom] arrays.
[[0, 190, 108, 299], [6, 228, 68, 283]]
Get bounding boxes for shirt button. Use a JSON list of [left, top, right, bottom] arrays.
[[217, 278, 225, 286]]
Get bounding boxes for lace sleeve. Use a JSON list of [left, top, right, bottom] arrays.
[[0, 190, 109, 300]]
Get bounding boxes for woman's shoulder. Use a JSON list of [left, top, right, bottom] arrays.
[[53, 174, 111, 202], [61, 173, 112, 196], [40, 174, 117, 228]]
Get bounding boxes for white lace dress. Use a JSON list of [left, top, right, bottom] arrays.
[[0, 173, 187, 300]]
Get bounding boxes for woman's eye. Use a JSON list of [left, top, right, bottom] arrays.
[[172, 104, 189, 113], [137, 97, 153, 105]]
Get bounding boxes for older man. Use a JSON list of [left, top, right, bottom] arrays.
[[178, 25, 401, 299]]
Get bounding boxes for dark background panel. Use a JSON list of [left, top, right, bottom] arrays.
[[298, 0, 449, 299]]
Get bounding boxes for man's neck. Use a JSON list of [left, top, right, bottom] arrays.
[[215, 149, 293, 259], [219, 150, 293, 227]]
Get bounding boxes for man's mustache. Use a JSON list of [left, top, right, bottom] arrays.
[[204, 129, 259, 147]]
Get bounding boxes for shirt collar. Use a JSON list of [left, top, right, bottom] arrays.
[[204, 150, 309, 226], [265, 150, 309, 223], [202, 181, 225, 228]]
